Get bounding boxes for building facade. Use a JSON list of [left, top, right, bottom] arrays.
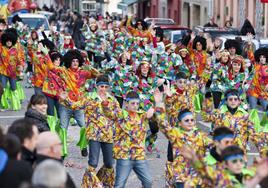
[[137, 0, 180, 24], [213, 0, 268, 37], [181, 0, 212, 28]]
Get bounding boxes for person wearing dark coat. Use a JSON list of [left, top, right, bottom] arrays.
[[0, 133, 33, 188], [240, 19, 255, 36], [25, 107, 50, 132], [72, 12, 84, 49], [25, 94, 50, 132], [7, 118, 39, 167], [36, 132, 76, 188]]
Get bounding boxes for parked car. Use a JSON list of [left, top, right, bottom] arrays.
[[166, 30, 190, 43], [7, 13, 50, 39], [144, 18, 175, 26], [218, 35, 260, 58], [259, 38, 268, 48], [193, 26, 240, 39], [160, 25, 191, 43], [36, 11, 54, 20]]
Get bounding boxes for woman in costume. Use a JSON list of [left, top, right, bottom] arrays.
[[188, 35, 208, 78], [0, 28, 25, 111]]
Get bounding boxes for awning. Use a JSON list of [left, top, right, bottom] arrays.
[[117, 0, 138, 10]]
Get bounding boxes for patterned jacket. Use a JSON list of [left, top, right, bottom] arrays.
[[165, 86, 197, 127], [0, 43, 25, 79], [192, 159, 255, 187], [246, 46, 268, 99], [64, 92, 119, 143], [156, 109, 212, 185], [28, 46, 49, 88], [202, 105, 265, 154], [47, 61, 98, 110], [102, 104, 149, 160]]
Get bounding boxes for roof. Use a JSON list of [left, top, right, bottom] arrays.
[[8, 13, 47, 19], [159, 25, 190, 30], [144, 18, 175, 25]]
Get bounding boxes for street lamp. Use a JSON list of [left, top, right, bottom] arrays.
[[256, 0, 263, 38], [239, 0, 245, 29]]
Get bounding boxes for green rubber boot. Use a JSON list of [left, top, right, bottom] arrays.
[[1, 88, 10, 109], [16, 82, 25, 101], [77, 127, 88, 150], [47, 115, 59, 133], [10, 90, 21, 111], [249, 109, 261, 132], [261, 113, 268, 132], [58, 128, 68, 157], [193, 92, 204, 113]]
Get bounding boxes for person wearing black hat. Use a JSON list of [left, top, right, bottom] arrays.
[[0, 28, 25, 111]]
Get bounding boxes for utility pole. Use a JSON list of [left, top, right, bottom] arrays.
[[239, 0, 245, 29], [256, 0, 263, 38]]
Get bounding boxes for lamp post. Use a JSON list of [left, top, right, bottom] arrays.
[[239, 0, 245, 29], [256, 0, 263, 38]]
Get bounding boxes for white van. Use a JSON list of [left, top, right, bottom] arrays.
[[8, 13, 50, 39]]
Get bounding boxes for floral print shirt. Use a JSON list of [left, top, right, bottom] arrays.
[[64, 91, 119, 143], [156, 109, 212, 184], [202, 105, 265, 154], [47, 61, 97, 110], [102, 105, 149, 160], [192, 159, 255, 188], [0, 43, 25, 79]]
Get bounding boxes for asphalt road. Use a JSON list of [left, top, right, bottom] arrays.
[[0, 85, 260, 188]]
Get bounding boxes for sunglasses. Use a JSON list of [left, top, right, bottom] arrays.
[[227, 97, 238, 101], [183, 118, 194, 123], [177, 80, 186, 84], [72, 59, 79, 63], [99, 85, 109, 89], [222, 140, 234, 145], [230, 158, 244, 164]]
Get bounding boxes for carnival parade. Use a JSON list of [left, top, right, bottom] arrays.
[[1, 0, 268, 187]]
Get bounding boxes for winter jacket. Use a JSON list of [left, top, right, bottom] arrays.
[[25, 108, 49, 132]]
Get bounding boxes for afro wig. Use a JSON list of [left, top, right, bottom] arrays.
[[11, 15, 22, 24], [155, 27, 164, 41], [62, 49, 84, 68], [135, 19, 148, 30], [193, 36, 207, 50], [224, 39, 242, 55], [254, 47, 268, 63], [1, 31, 18, 46], [40, 39, 56, 52], [49, 51, 62, 64]]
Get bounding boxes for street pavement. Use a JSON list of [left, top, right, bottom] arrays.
[[0, 86, 260, 188]]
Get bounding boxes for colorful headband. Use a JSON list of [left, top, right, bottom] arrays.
[[125, 98, 140, 102], [178, 112, 193, 121], [179, 48, 189, 53], [64, 35, 72, 39], [214, 134, 234, 141], [220, 50, 230, 56], [226, 92, 239, 99], [96, 81, 110, 86], [224, 154, 244, 161]]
